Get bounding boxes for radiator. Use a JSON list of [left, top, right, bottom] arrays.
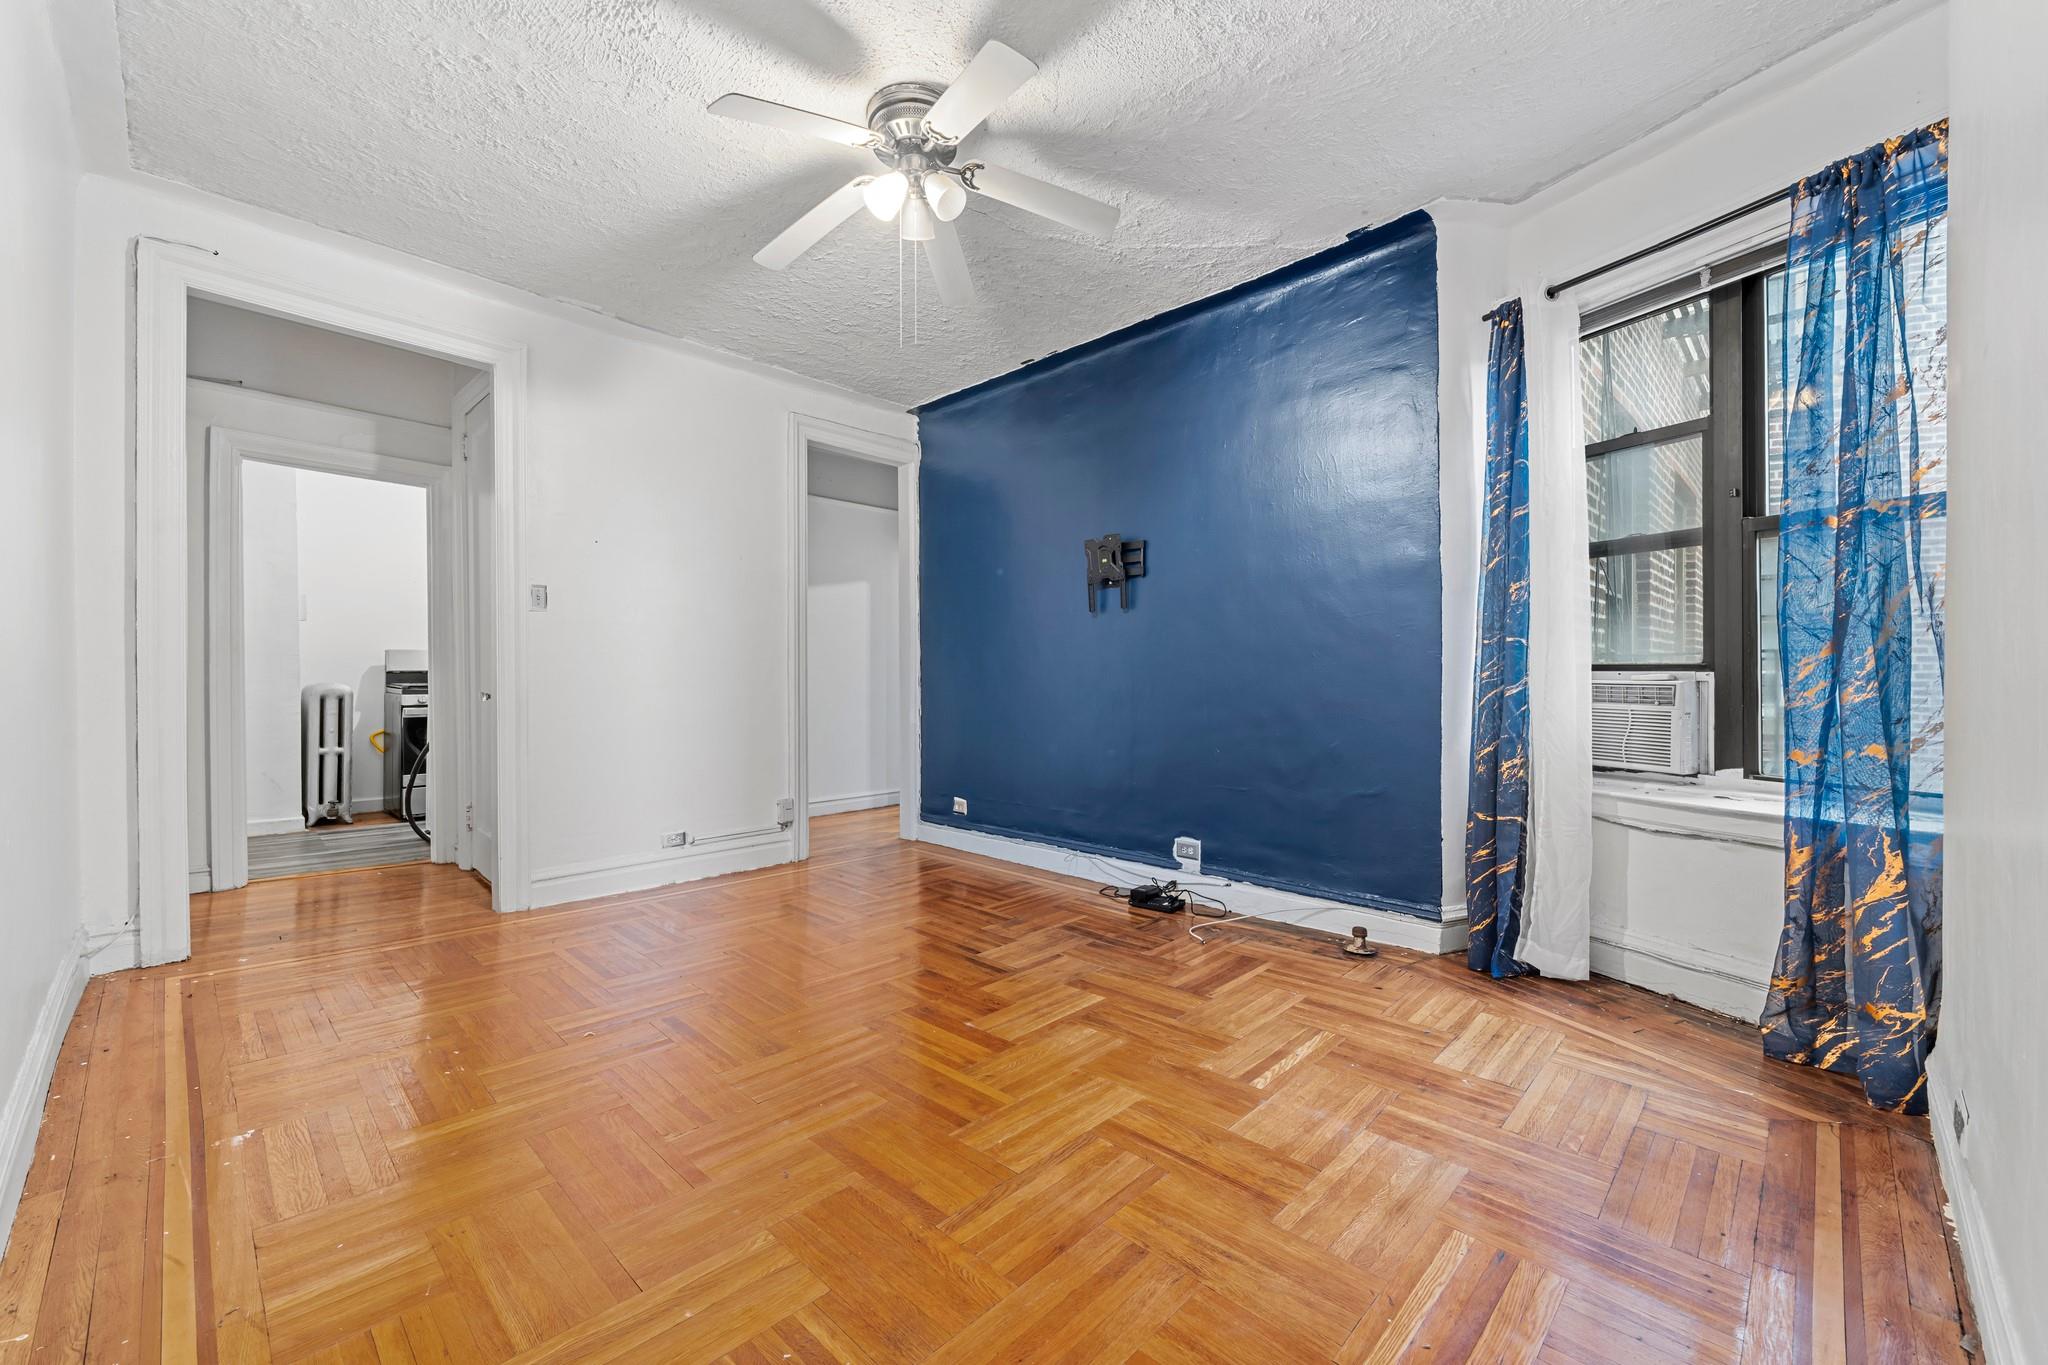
[[301, 683, 355, 826]]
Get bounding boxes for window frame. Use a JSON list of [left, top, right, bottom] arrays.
[[1580, 271, 1783, 778], [1737, 272, 1782, 781]]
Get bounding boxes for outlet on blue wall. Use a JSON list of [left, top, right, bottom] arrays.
[[915, 211, 1443, 916]]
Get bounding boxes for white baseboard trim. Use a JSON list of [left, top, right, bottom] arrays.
[[1587, 927, 1769, 1022], [188, 869, 213, 893], [528, 829, 795, 909], [809, 790, 899, 818], [1928, 1056, 2023, 1365], [913, 821, 1464, 955], [0, 942, 89, 1260]]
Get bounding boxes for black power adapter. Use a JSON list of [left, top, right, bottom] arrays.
[[1127, 881, 1189, 913]]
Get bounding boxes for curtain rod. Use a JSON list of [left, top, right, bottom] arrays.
[[1544, 186, 1791, 300], [1478, 184, 1792, 319]]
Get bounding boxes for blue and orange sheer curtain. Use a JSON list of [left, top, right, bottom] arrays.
[[1761, 123, 1948, 1113], [1466, 301, 1534, 978]]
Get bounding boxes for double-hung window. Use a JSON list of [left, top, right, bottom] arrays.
[[1578, 253, 1789, 778]]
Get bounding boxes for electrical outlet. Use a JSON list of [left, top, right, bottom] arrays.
[[529, 584, 549, 610], [1173, 836, 1201, 872], [953, 796, 969, 815], [1952, 1093, 1970, 1143], [775, 797, 796, 825], [660, 831, 689, 849]]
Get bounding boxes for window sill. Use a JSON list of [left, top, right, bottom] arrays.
[[1591, 773, 1782, 849]]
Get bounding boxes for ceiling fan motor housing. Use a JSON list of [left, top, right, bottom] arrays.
[[865, 82, 959, 165]]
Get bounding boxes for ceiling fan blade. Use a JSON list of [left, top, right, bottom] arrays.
[[923, 40, 1037, 142], [966, 163, 1118, 239], [924, 220, 976, 307], [708, 93, 875, 147], [755, 179, 869, 269]]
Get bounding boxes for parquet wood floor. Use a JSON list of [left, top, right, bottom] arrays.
[[1, 809, 1975, 1363]]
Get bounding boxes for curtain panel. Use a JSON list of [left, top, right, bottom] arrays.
[[1466, 300, 1534, 977], [1761, 122, 1949, 1114]]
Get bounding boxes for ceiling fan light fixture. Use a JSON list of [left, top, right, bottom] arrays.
[[925, 173, 966, 222], [899, 190, 936, 242], [713, 39, 1121, 319], [862, 170, 909, 221]]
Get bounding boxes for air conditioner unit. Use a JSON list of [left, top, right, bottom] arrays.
[[1591, 672, 1710, 776]]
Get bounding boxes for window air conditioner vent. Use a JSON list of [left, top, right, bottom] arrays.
[[1589, 672, 1710, 776]]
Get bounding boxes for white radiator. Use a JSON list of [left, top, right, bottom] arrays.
[[301, 683, 355, 826]]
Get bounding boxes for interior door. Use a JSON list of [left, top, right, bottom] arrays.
[[463, 391, 498, 885]]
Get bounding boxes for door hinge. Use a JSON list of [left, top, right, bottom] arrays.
[[465, 802, 475, 832]]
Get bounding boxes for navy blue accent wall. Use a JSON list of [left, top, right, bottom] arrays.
[[916, 211, 1443, 915]]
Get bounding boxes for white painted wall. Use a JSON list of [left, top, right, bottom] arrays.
[[0, 0, 87, 1258], [807, 494, 900, 814], [188, 297, 477, 425], [183, 382, 452, 875], [1447, 0, 1950, 1016], [1933, 0, 2047, 1357], [73, 172, 917, 944], [1431, 204, 1510, 925], [294, 469, 429, 811], [241, 461, 301, 826]]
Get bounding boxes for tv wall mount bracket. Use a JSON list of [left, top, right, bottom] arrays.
[[1085, 534, 1145, 612]]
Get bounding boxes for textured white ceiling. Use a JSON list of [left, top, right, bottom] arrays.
[[114, 0, 1891, 406]]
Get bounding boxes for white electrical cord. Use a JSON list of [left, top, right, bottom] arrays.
[[1075, 851, 1317, 945]]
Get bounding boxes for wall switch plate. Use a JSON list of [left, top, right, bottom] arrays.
[[1173, 836, 1201, 872], [528, 584, 549, 610], [953, 796, 969, 815], [661, 831, 689, 849], [775, 797, 796, 824]]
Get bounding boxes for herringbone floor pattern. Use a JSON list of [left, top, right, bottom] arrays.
[[0, 810, 1973, 1362]]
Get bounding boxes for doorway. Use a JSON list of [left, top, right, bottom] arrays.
[[788, 417, 920, 863], [135, 241, 528, 964], [190, 300, 480, 889]]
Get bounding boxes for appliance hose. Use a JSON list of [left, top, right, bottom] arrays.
[[403, 741, 430, 843]]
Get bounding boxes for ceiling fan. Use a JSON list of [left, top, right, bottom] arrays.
[[708, 40, 1119, 305]]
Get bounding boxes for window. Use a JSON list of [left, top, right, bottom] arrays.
[[1581, 222, 1947, 782], [1579, 268, 1782, 777]]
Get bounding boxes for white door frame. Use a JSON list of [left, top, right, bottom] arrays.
[[136, 239, 532, 965], [204, 428, 457, 888], [787, 413, 921, 863], [450, 371, 495, 881]]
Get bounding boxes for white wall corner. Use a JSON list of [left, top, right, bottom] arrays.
[[0, 942, 90, 1259], [45, 0, 130, 174], [1426, 200, 1512, 924], [1928, 1053, 2023, 1365]]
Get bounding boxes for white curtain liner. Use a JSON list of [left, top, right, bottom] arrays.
[[1515, 290, 1592, 980]]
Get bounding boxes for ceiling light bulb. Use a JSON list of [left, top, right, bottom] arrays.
[[863, 171, 908, 221], [899, 190, 936, 242], [926, 174, 966, 222]]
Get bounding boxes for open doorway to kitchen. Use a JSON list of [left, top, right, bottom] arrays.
[[184, 298, 484, 888]]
